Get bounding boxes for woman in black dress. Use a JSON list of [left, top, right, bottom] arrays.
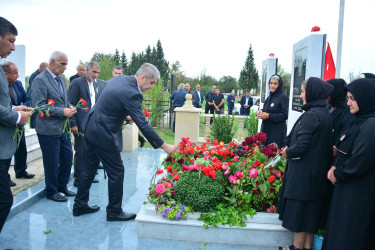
[[257, 74, 289, 148], [323, 78, 375, 250], [278, 77, 333, 250]]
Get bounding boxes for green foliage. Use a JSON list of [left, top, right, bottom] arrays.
[[210, 114, 235, 143], [277, 65, 291, 96], [174, 171, 227, 212], [143, 79, 165, 127], [239, 44, 259, 92], [245, 110, 259, 136], [114, 49, 120, 66], [218, 75, 238, 93], [198, 203, 256, 228], [120, 51, 128, 73], [315, 229, 325, 237]]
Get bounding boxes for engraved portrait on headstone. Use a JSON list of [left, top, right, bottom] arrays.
[[292, 47, 307, 112]]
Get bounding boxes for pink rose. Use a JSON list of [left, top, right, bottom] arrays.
[[275, 171, 282, 178], [249, 168, 258, 178], [267, 205, 276, 213], [228, 175, 238, 184], [155, 184, 166, 196]]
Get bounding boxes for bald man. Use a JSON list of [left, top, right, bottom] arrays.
[[70, 64, 85, 83]]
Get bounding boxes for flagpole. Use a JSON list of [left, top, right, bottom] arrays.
[[336, 0, 345, 78]]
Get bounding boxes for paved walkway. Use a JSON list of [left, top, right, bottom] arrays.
[[1, 148, 275, 250]]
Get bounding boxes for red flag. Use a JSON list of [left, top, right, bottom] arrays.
[[324, 43, 336, 81]]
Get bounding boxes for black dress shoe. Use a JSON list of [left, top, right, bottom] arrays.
[[58, 188, 77, 196], [9, 180, 16, 187], [73, 205, 100, 216], [47, 193, 67, 202], [92, 179, 99, 183], [16, 171, 35, 179], [140, 139, 146, 148], [107, 211, 136, 221]]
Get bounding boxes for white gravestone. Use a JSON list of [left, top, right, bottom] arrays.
[[287, 34, 327, 133]]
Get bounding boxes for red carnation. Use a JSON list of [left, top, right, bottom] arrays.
[[311, 26, 320, 32], [85, 107, 89, 112], [269, 53, 275, 58], [39, 112, 44, 117], [79, 98, 87, 106], [48, 99, 55, 106], [173, 175, 180, 181], [156, 169, 164, 175], [254, 132, 267, 142]]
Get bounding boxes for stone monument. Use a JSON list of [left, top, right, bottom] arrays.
[[287, 34, 327, 133]]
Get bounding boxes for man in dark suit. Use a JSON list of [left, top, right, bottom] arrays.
[[240, 91, 253, 116], [31, 51, 77, 202], [69, 64, 85, 83], [2, 62, 34, 187], [193, 84, 204, 108], [0, 17, 32, 233], [68, 61, 106, 187], [73, 63, 176, 221]]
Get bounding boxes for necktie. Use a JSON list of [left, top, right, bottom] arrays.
[[8, 82, 16, 104], [55, 76, 64, 93]]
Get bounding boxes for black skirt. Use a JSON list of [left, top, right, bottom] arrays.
[[278, 196, 323, 234]]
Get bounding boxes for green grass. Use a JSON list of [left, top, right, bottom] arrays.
[[143, 127, 175, 148]]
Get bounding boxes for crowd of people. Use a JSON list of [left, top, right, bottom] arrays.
[[1, 15, 375, 249]]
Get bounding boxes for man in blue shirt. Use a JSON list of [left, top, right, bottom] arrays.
[[2, 62, 34, 187]]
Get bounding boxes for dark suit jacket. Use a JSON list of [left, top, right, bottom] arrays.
[[240, 95, 253, 109], [193, 90, 204, 108], [0, 66, 19, 159], [68, 75, 106, 130], [10, 80, 31, 107], [83, 75, 164, 152], [31, 69, 72, 135]]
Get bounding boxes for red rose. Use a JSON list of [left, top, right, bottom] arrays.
[[156, 169, 164, 175], [166, 166, 172, 173], [173, 175, 180, 181], [269, 175, 275, 183], [48, 99, 55, 106]]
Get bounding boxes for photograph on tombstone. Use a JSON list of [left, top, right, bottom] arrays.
[[261, 63, 267, 103], [291, 47, 307, 112]]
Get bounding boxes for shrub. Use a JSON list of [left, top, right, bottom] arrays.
[[245, 110, 258, 136], [174, 171, 227, 212], [210, 114, 234, 143]]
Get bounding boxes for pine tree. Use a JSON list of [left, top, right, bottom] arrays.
[[155, 40, 169, 79], [121, 51, 128, 74], [239, 44, 259, 92], [114, 49, 120, 66]]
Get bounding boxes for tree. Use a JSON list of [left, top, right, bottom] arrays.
[[89, 52, 116, 80], [114, 49, 120, 66], [155, 40, 169, 80], [239, 44, 259, 93], [218, 76, 238, 93], [277, 65, 291, 96], [121, 51, 128, 74]]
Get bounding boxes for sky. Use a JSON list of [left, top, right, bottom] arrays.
[[1, 0, 374, 82]]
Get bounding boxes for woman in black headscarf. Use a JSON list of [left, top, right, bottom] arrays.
[[323, 78, 375, 250], [278, 77, 333, 250], [257, 74, 289, 148]]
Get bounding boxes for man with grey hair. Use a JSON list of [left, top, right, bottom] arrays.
[[74, 63, 176, 221], [169, 83, 187, 132], [68, 61, 106, 187], [32, 51, 77, 202]]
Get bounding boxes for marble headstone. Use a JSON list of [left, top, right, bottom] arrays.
[[287, 34, 326, 133]]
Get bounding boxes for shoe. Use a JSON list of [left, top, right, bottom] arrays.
[[92, 179, 99, 183], [73, 205, 100, 216], [140, 138, 146, 147], [47, 193, 67, 202], [107, 211, 136, 221], [58, 188, 77, 196], [73, 179, 79, 187], [9, 180, 16, 187], [16, 171, 35, 179]]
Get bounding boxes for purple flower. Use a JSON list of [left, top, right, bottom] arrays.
[[161, 198, 165, 202], [179, 205, 185, 210], [156, 204, 161, 211], [162, 213, 166, 217], [175, 211, 182, 219], [171, 201, 175, 206], [164, 207, 172, 213]]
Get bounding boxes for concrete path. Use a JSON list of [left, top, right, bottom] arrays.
[[1, 148, 276, 250]]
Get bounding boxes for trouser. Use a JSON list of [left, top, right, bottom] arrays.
[[74, 140, 124, 215], [5, 132, 28, 176], [73, 134, 85, 181], [37, 132, 73, 196], [0, 159, 13, 233], [228, 106, 233, 115]]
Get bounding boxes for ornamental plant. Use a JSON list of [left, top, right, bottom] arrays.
[[145, 133, 286, 227], [210, 114, 234, 143]]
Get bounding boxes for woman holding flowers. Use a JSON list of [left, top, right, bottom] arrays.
[[257, 74, 289, 148], [278, 77, 333, 250], [323, 78, 375, 250]]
